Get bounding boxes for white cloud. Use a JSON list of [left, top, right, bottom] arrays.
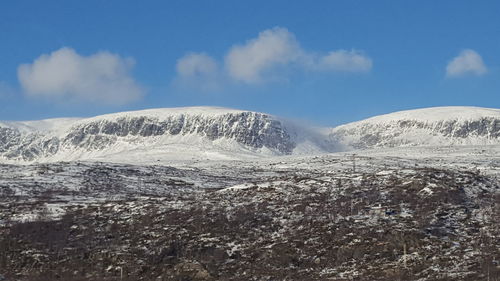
[[225, 27, 303, 83], [175, 27, 372, 87], [18, 47, 144, 105], [446, 49, 487, 78], [176, 53, 218, 78], [318, 50, 372, 72], [175, 53, 220, 91]]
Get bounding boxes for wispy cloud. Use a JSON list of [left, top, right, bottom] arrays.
[[18, 47, 144, 105], [317, 50, 372, 72], [446, 49, 487, 78], [225, 27, 303, 83], [175, 52, 220, 91], [174, 27, 372, 88]]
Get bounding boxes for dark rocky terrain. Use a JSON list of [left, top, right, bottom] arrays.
[[0, 155, 499, 281]]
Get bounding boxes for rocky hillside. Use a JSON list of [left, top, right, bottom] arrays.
[[2, 106, 500, 163], [0, 153, 498, 280], [0, 107, 332, 163], [330, 106, 500, 149]]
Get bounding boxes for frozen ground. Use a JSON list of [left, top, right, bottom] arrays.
[[0, 145, 499, 280], [1, 105, 499, 280], [1, 145, 498, 223]]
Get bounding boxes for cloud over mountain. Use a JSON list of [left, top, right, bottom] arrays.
[[224, 27, 304, 83], [175, 52, 220, 90], [446, 49, 487, 78], [18, 47, 144, 105], [175, 27, 372, 88], [317, 50, 372, 72]]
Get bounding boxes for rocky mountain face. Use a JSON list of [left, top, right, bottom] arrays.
[[0, 128, 60, 161], [64, 112, 294, 152], [1, 106, 500, 163], [0, 108, 300, 162], [330, 107, 500, 149]]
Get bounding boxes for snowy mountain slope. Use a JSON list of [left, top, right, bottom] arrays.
[[2, 106, 500, 163], [330, 106, 500, 149], [0, 118, 80, 133], [0, 107, 334, 163]]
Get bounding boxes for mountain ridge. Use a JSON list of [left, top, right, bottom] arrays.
[[1, 106, 499, 163], [0, 106, 335, 163], [331, 106, 500, 149]]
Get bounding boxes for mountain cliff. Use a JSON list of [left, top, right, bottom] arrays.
[[1, 106, 499, 163], [330, 106, 500, 149], [0, 107, 332, 163]]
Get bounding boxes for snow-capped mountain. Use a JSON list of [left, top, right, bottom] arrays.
[[1, 106, 499, 163], [330, 106, 500, 149], [0, 107, 333, 163]]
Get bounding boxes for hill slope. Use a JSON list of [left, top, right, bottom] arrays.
[[1, 106, 499, 163], [0, 107, 333, 163], [330, 106, 500, 149]]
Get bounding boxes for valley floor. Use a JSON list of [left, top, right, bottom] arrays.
[[0, 146, 499, 280]]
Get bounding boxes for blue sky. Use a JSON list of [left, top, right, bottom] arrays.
[[1, 1, 499, 125]]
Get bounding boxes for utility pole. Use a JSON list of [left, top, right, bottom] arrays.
[[119, 266, 123, 280], [403, 242, 407, 269], [352, 154, 356, 173]]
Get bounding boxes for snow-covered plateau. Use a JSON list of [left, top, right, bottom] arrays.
[[0, 106, 499, 280], [330, 106, 500, 149], [1, 105, 499, 164]]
